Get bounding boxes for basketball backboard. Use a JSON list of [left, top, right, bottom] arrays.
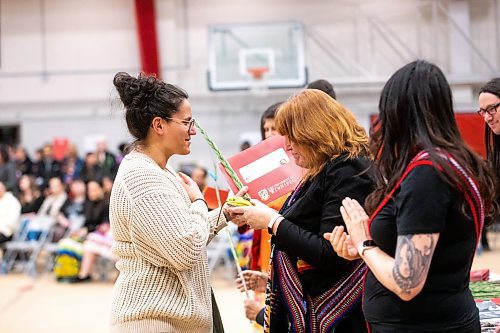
[[207, 21, 307, 91]]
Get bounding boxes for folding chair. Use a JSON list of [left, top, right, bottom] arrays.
[[1, 216, 54, 276], [0, 218, 29, 274]]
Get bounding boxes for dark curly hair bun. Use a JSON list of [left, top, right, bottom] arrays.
[[113, 72, 188, 141]]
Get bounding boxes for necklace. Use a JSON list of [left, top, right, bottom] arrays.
[[287, 181, 304, 207]]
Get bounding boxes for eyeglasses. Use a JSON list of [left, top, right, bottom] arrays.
[[163, 117, 196, 132], [477, 102, 500, 117]]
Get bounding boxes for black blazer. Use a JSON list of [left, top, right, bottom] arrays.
[[274, 154, 374, 297]]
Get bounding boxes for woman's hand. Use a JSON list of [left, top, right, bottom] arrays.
[[235, 270, 268, 293], [228, 199, 276, 230], [339, 197, 371, 248], [324, 225, 361, 261], [178, 172, 203, 202], [243, 299, 264, 322]]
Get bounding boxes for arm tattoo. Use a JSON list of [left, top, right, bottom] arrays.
[[392, 234, 435, 295]]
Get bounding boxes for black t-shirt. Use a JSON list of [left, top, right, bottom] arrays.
[[364, 165, 480, 333], [83, 199, 109, 232]]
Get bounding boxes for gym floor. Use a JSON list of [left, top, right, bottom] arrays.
[[0, 235, 499, 333]]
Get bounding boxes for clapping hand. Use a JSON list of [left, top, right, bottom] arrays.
[[324, 225, 360, 261], [339, 197, 371, 248]]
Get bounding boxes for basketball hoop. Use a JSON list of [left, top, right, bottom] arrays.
[[247, 66, 269, 80], [247, 66, 269, 96]]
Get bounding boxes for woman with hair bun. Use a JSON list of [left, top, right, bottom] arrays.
[[110, 72, 245, 333]]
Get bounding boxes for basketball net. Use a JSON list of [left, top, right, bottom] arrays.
[[247, 67, 269, 96]]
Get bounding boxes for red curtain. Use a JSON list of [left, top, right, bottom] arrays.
[[369, 113, 486, 158], [455, 113, 486, 158], [134, 0, 161, 77]]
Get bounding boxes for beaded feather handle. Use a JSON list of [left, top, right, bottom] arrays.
[[209, 160, 250, 299], [195, 122, 250, 200]]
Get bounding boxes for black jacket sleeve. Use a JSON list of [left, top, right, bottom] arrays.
[[256, 307, 265, 326], [274, 158, 373, 271]]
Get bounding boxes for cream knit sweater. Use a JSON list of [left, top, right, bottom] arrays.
[[110, 151, 227, 333]]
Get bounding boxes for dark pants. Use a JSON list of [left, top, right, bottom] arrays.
[[0, 233, 12, 246], [481, 227, 490, 250], [212, 288, 225, 333], [369, 320, 480, 333], [335, 301, 368, 333]]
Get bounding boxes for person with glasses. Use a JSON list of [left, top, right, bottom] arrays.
[[110, 72, 246, 333], [478, 78, 500, 251], [327, 60, 498, 333], [162, 116, 197, 132]]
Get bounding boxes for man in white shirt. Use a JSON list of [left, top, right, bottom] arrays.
[[0, 180, 22, 245]]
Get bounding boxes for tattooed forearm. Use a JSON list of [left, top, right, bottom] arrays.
[[392, 234, 436, 295]]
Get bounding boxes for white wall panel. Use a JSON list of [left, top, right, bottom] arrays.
[[0, 0, 498, 168], [1, 0, 43, 71]]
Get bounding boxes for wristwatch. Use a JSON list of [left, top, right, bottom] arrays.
[[357, 239, 377, 257]]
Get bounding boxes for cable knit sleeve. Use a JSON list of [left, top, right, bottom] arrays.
[[130, 190, 211, 271], [206, 208, 228, 243]]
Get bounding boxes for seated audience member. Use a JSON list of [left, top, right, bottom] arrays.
[[82, 180, 109, 234], [81, 152, 104, 184], [72, 180, 112, 282], [14, 146, 33, 177], [191, 166, 208, 191], [101, 176, 114, 199], [34, 144, 63, 191], [27, 177, 67, 240], [37, 177, 67, 220], [62, 143, 84, 185], [0, 144, 18, 195], [53, 180, 87, 242], [73, 222, 115, 282], [18, 174, 44, 215], [95, 139, 118, 179], [30, 148, 43, 180], [0, 181, 22, 246], [56, 180, 108, 244]]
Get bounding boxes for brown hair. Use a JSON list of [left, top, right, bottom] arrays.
[[275, 89, 370, 181], [19, 175, 41, 205]]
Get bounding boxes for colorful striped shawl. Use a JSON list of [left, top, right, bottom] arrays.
[[264, 246, 366, 333]]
